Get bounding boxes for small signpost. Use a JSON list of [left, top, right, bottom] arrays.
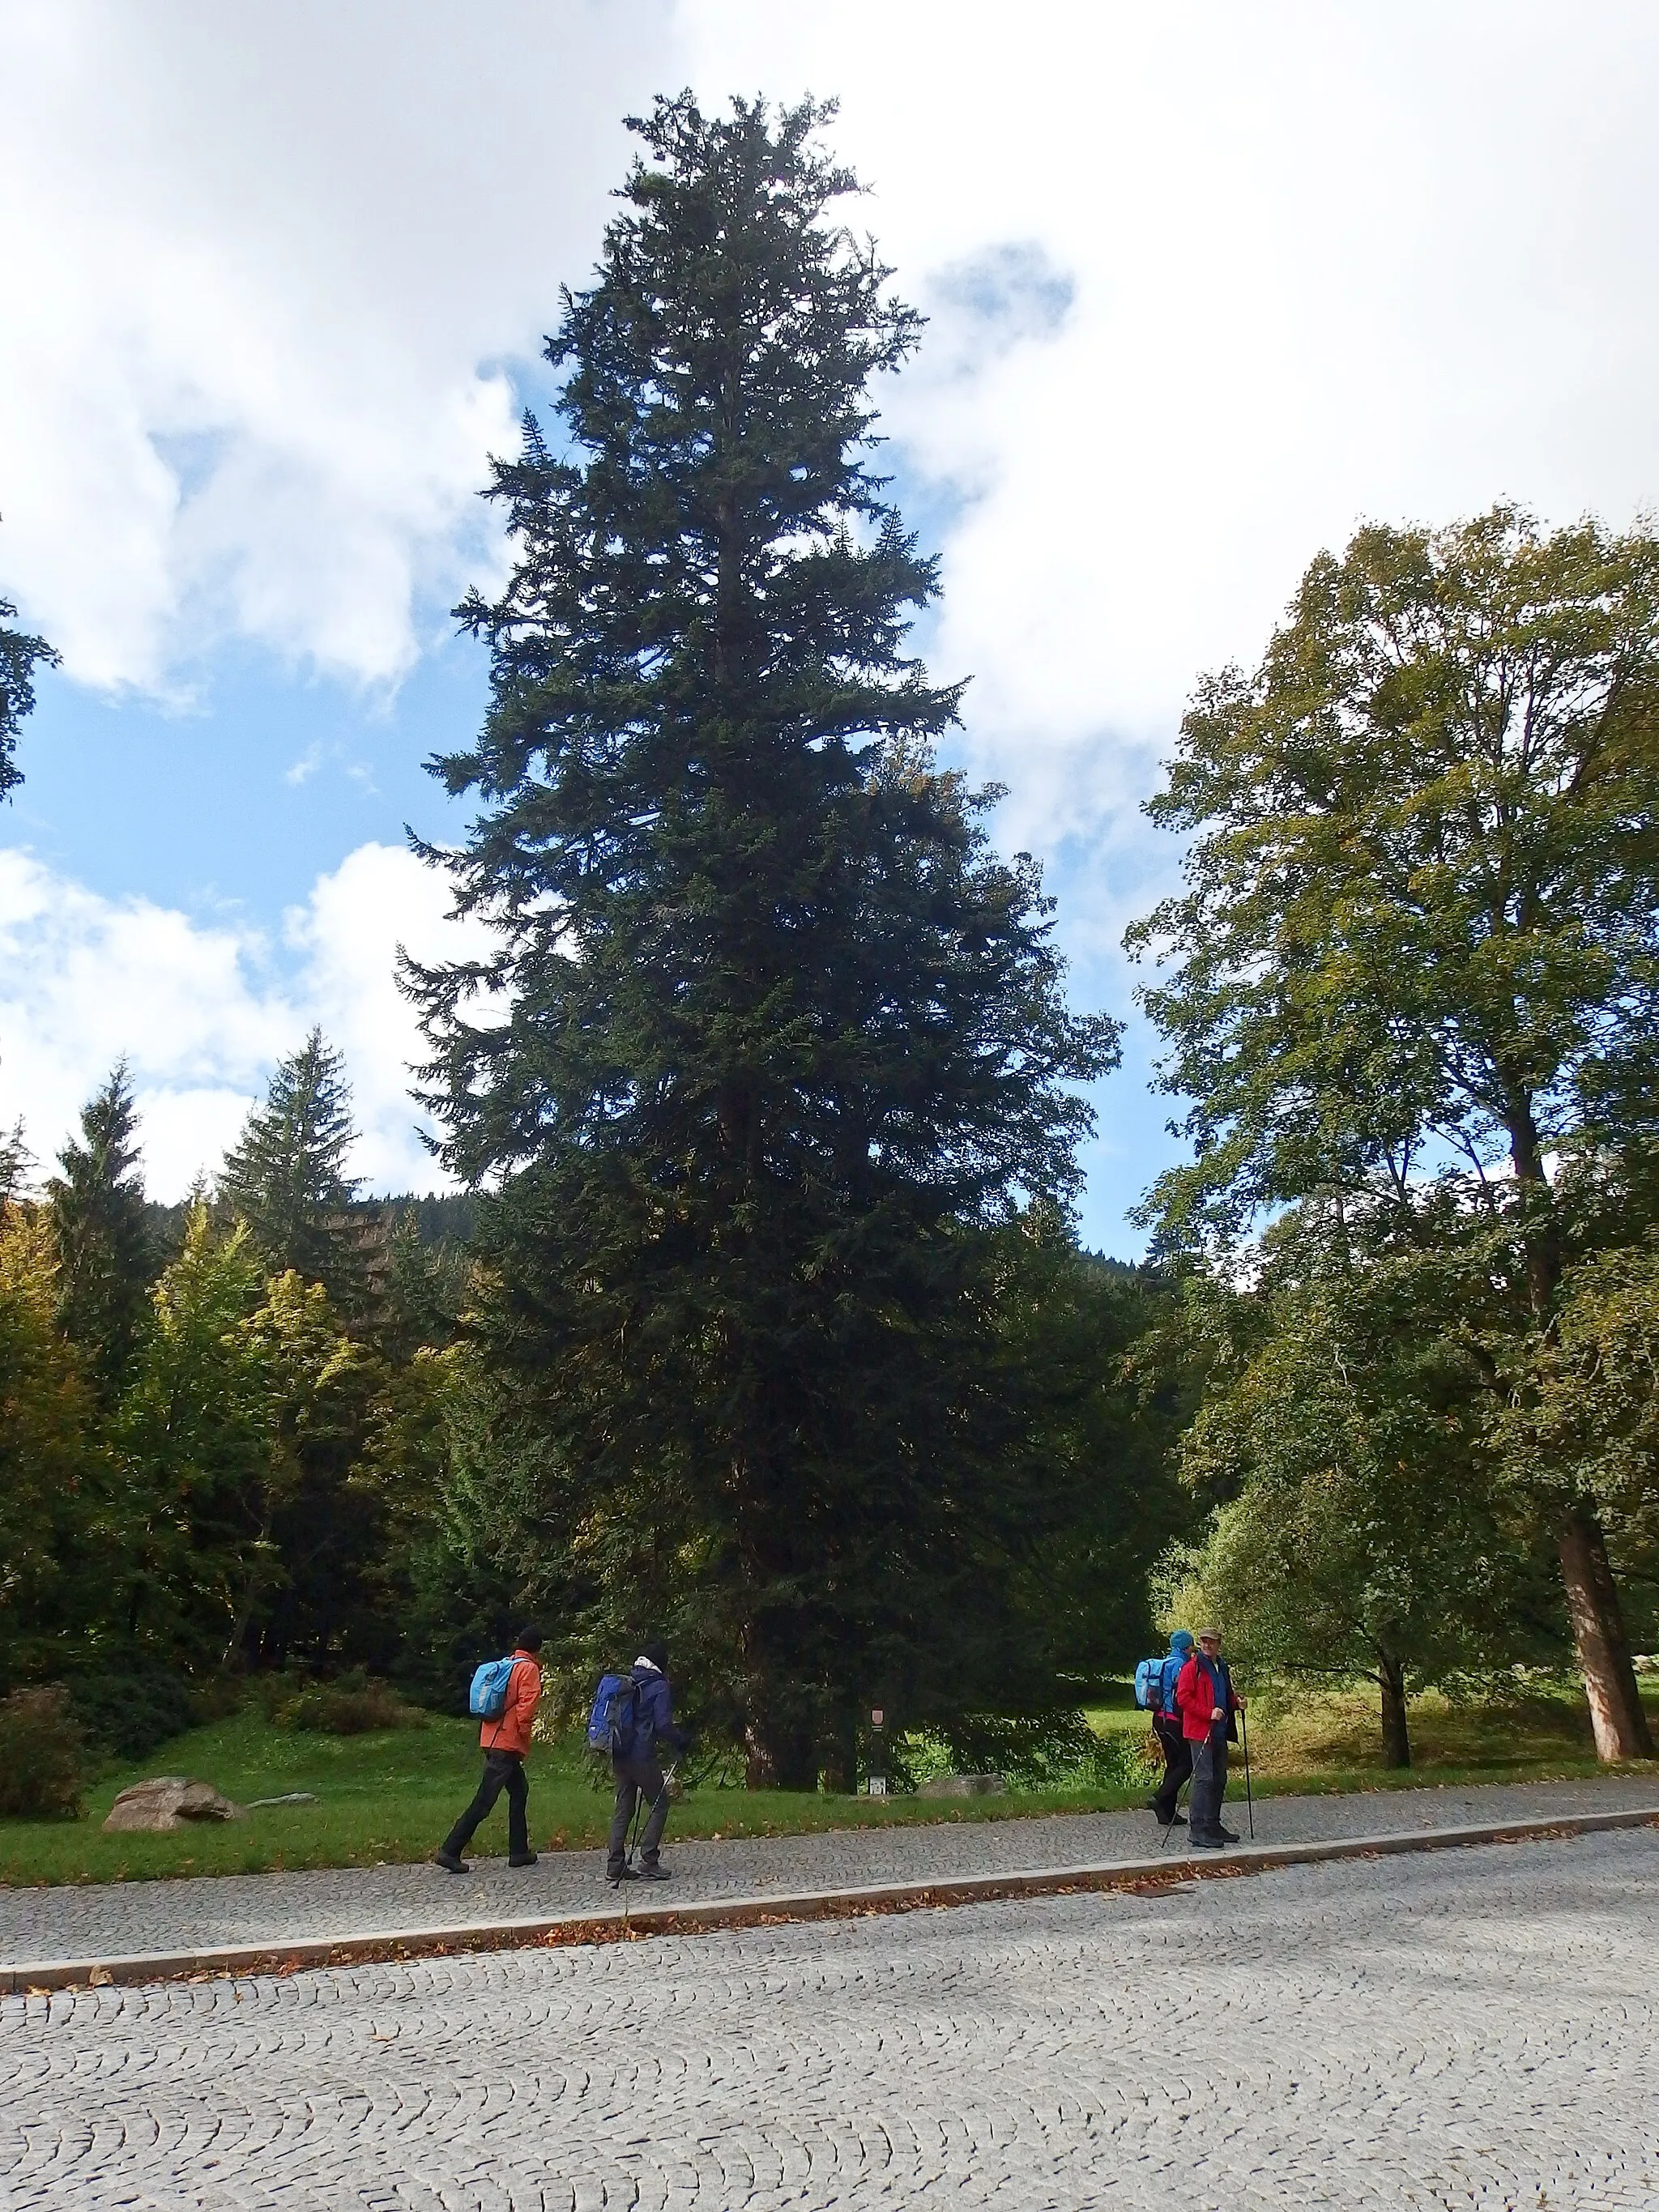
[[868, 1706, 886, 1796]]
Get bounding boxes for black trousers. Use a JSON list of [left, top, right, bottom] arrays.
[[442, 1749, 529, 1858], [1189, 1735, 1230, 1840], [606, 1754, 668, 1874], [1151, 1714, 1192, 1822]]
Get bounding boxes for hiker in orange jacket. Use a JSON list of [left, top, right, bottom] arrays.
[[436, 1628, 544, 1873]]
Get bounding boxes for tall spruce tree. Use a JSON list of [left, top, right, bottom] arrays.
[[47, 1063, 155, 1403], [220, 1029, 367, 1311], [413, 94, 1116, 1785], [1, 591, 58, 802]]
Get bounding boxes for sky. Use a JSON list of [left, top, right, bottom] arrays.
[[4, 0, 1659, 1250]]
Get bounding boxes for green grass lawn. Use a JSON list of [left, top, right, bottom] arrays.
[[2, 1677, 1654, 1887], [0, 1707, 1149, 1887]]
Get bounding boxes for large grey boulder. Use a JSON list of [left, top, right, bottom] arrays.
[[919, 1772, 1007, 1798], [102, 1777, 246, 1832]]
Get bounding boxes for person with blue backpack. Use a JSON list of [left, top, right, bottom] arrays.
[[1137, 1628, 1196, 1828], [598, 1643, 688, 1883], [434, 1627, 544, 1874]]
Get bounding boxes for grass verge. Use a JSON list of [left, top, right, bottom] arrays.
[[1, 1679, 1653, 1888]]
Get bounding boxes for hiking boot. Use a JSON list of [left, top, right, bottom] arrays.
[[433, 1851, 470, 1874], [1215, 1826, 1240, 1844], [608, 1865, 637, 1883], [1152, 1809, 1188, 1827], [637, 1863, 671, 1882], [509, 1852, 539, 1869], [1190, 1834, 1228, 1850]]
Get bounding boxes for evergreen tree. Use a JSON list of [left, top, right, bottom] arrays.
[[46, 1063, 155, 1403], [0, 592, 58, 802], [220, 1029, 367, 1310], [0, 1204, 103, 1682], [413, 96, 1115, 1784], [0, 1119, 29, 1206]]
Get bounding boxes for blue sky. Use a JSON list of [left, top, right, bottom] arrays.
[[4, 1, 1659, 1247]]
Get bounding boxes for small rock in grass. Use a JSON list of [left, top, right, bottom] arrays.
[[246, 1792, 320, 1808]]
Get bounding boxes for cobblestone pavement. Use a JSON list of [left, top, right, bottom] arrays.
[[1, 1826, 1653, 2210], [2, 1771, 1655, 1967]]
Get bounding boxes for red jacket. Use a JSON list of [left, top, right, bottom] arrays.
[[480, 1651, 542, 1756], [1173, 1652, 1237, 1743]]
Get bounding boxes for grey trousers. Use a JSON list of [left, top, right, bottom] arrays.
[[607, 1754, 668, 1873], [1189, 1735, 1230, 1839]]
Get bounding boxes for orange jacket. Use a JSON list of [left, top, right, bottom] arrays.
[[480, 1651, 542, 1755]]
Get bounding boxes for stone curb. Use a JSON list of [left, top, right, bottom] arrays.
[[5, 1803, 1656, 1995]]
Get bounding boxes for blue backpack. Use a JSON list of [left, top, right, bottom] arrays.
[[586, 1671, 638, 1756], [1134, 1655, 1175, 1714], [468, 1656, 518, 1720]]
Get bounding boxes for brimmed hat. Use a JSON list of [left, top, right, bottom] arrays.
[[1170, 1630, 1195, 1653], [1196, 1626, 1222, 1642]]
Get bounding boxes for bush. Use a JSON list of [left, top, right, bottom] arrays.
[[0, 1687, 86, 1818], [1090, 1728, 1162, 1791], [67, 1663, 197, 1762], [274, 1672, 427, 1735]]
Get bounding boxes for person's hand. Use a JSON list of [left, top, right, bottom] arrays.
[[1210, 1705, 1225, 1722], [1235, 1695, 1247, 1711]]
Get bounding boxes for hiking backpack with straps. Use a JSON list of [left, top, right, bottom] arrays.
[[468, 1655, 519, 1720], [586, 1671, 639, 1757], [1134, 1654, 1176, 1714]]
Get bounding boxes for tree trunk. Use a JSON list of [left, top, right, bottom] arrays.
[[743, 1717, 818, 1791], [1376, 1650, 1411, 1769], [818, 1707, 857, 1795], [1505, 1121, 1652, 1762], [1557, 1504, 1655, 1761], [743, 1723, 778, 1791]]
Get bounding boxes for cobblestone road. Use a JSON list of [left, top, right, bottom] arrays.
[[2, 1772, 1653, 1966], [2, 1826, 1653, 2210]]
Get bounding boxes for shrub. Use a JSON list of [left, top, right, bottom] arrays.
[[274, 1673, 426, 1735], [1090, 1728, 1162, 1791], [0, 1687, 86, 1818], [927, 1708, 1111, 1790], [67, 1663, 196, 1762]]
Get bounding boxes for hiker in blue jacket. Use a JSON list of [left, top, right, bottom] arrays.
[[1147, 1628, 1196, 1828], [605, 1643, 689, 1883]]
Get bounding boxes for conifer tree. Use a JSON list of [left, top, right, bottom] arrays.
[[0, 1119, 29, 1207], [0, 592, 58, 802], [414, 96, 1116, 1783], [220, 1029, 367, 1310], [47, 1063, 155, 1403]]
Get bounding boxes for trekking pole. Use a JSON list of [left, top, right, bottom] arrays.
[[625, 1765, 679, 1871], [1240, 1707, 1255, 1841], [1158, 1770, 1190, 1852]]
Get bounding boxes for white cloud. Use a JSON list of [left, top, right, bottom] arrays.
[[0, 0, 677, 691], [0, 842, 486, 1199], [4, 0, 1659, 849], [677, 0, 1659, 842]]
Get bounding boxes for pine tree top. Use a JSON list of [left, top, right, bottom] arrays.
[[220, 1029, 369, 1308]]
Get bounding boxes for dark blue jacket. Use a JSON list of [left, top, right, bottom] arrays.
[[629, 1664, 688, 1758]]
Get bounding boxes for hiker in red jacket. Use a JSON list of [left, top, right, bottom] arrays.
[[436, 1628, 544, 1873], [1173, 1626, 1246, 1850]]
